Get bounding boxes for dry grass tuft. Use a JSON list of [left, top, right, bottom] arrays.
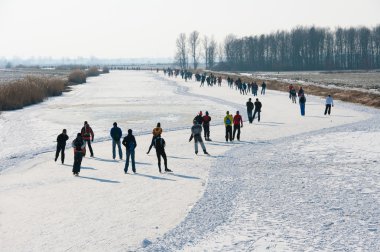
[[68, 69, 87, 84], [102, 66, 110, 74], [86, 67, 100, 77], [0, 76, 66, 110]]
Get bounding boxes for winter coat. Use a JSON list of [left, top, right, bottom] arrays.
[[110, 126, 122, 141], [57, 133, 69, 146], [122, 134, 137, 151], [189, 124, 203, 142], [202, 115, 211, 125], [233, 114, 243, 126], [224, 114, 233, 126], [153, 136, 166, 152], [325, 96, 334, 105], [299, 96, 306, 104], [81, 125, 94, 141], [194, 115, 203, 125], [254, 101, 262, 111], [246, 101, 254, 111], [72, 137, 86, 153], [152, 127, 162, 137]]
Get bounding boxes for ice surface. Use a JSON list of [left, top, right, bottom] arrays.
[[1, 70, 379, 251]]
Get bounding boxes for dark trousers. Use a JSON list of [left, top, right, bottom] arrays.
[[156, 149, 167, 172], [247, 110, 253, 123], [324, 104, 331, 115], [125, 149, 136, 173], [84, 140, 93, 156], [233, 125, 241, 140], [55, 144, 66, 163], [73, 151, 83, 174], [225, 125, 232, 141], [253, 110, 261, 122], [300, 103, 305, 116], [203, 124, 210, 139]]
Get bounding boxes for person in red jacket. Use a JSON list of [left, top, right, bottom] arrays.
[[202, 111, 212, 141], [232, 111, 243, 141], [81, 121, 94, 157]]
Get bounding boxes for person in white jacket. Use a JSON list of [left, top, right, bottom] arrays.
[[324, 95, 334, 115]]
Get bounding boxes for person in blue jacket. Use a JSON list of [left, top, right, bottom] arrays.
[[110, 122, 123, 160]]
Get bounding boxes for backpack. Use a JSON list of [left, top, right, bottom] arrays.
[[74, 138, 83, 151], [225, 117, 231, 125]]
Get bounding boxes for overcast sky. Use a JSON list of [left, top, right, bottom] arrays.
[[0, 0, 379, 59]]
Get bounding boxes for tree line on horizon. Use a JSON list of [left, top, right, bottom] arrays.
[[175, 25, 380, 71]]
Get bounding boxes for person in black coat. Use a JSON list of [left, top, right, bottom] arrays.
[[246, 98, 254, 123], [253, 98, 262, 122], [153, 135, 172, 173], [122, 129, 137, 173], [72, 133, 85, 176], [55, 129, 69, 164]]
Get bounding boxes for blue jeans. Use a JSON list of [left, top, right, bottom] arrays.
[[125, 148, 136, 173], [300, 103, 305, 116], [112, 139, 123, 159]]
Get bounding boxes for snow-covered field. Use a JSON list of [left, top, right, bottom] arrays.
[[1, 71, 379, 251]]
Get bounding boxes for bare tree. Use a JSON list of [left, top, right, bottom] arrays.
[[208, 37, 217, 69], [188, 30, 200, 69], [203, 35, 209, 69], [175, 33, 188, 69]]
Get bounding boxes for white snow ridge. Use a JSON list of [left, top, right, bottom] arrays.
[[1, 70, 379, 251]]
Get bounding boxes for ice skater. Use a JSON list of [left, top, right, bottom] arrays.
[[224, 111, 233, 142], [246, 98, 254, 123], [299, 94, 306, 116], [122, 129, 137, 174], [154, 135, 172, 173], [253, 98, 262, 122], [324, 95, 334, 115], [189, 120, 209, 155], [147, 122, 162, 154], [233, 111, 243, 141], [81, 121, 94, 157], [110, 122, 123, 160], [202, 111, 212, 141], [55, 129, 69, 164], [72, 133, 86, 176]]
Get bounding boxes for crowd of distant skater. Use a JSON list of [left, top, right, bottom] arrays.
[[55, 69, 334, 176]]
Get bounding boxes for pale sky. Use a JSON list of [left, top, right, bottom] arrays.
[[0, 0, 379, 59]]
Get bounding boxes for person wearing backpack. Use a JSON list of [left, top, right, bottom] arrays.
[[253, 98, 262, 122], [202, 111, 211, 141], [153, 135, 172, 173], [81, 121, 94, 157], [55, 129, 69, 164], [72, 133, 86, 176], [232, 111, 243, 141], [147, 122, 162, 154], [110, 122, 123, 160], [246, 98, 254, 123], [299, 94, 306, 116], [189, 120, 209, 155], [122, 129, 137, 174], [224, 111, 233, 142]]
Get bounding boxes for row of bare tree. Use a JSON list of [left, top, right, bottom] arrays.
[[175, 25, 380, 71]]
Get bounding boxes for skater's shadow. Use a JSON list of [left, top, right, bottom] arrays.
[[134, 173, 176, 181], [208, 141, 230, 146], [91, 157, 118, 163], [81, 166, 97, 170], [167, 173, 200, 180], [79, 176, 120, 183], [167, 156, 193, 160], [135, 161, 152, 165]]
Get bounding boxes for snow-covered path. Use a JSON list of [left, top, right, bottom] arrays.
[[1, 71, 379, 251], [145, 114, 380, 251]]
